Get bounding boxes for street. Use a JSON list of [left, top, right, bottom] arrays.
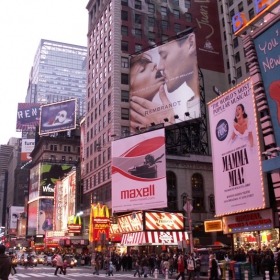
[[9, 265, 152, 280]]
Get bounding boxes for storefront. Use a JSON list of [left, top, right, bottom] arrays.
[[222, 209, 279, 252]]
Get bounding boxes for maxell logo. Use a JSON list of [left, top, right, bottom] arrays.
[[42, 184, 54, 193], [121, 185, 155, 199]]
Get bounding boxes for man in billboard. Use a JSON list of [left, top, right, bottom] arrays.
[[130, 32, 199, 130]]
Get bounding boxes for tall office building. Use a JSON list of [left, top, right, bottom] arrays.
[[82, 0, 229, 245], [25, 39, 87, 117]]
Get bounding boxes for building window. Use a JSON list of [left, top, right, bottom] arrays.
[[246, 62, 250, 73], [121, 41, 128, 52], [237, 67, 242, 78], [225, 45, 228, 55], [121, 126, 130, 137], [107, 166, 111, 179], [135, 0, 141, 9], [121, 73, 129, 85], [173, 0, 179, 6], [121, 25, 128, 36], [162, 20, 168, 30], [223, 31, 226, 41], [161, 6, 167, 16], [121, 90, 129, 102], [148, 17, 155, 27], [238, 2, 244, 12], [185, 0, 191, 8], [174, 23, 181, 33], [108, 61, 112, 72], [135, 28, 142, 39], [185, 13, 192, 22], [121, 57, 129, 68], [108, 94, 111, 106], [121, 0, 128, 6], [108, 111, 111, 123], [247, 0, 253, 4], [228, 73, 231, 84], [121, 10, 128, 21], [135, 14, 142, 24], [148, 3, 155, 13], [229, 9, 235, 19], [108, 147, 111, 160], [166, 171, 177, 211], [220, 5, 223, 14], [162, 34, 168, 41], [249, 8, 255, 20], [121, 108, 129, 120], [229, 0, 233, 6], [233, 37, 239, 48], [235, 52, 240, 63], [135, 44, 142, 52], [226, 60, 230, 69], [148, 32, 155, 42], [191, 173, 205, 212], [174, 9, 180, 19]]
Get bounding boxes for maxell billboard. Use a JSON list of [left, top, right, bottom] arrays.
[[129, 33, 200, 132], [254, 19, 280, 147], [112, 129, 167, 212], [39, 99, 76, 135], [208, 79, 265, 216], [16, 103, 40, 131]]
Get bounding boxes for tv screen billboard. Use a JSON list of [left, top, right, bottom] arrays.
[[112, 128, 167, 212], [39, 99, 76, 135], [208, 79, 265, 216], [129, 33, 200, 132], [16, 103, 40, 131]]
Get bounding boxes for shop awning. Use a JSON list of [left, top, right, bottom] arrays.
[[121, 231, 188, 246], [145, 231, 188, 245], [121, 232, 145, 246]]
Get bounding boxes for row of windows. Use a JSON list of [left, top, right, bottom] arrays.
[[49, 144, 77, 153], [86, 146, 111, 171], [85, 166, 111, 190], [220, 1, 254, 21], [49, 155, 74, 161]]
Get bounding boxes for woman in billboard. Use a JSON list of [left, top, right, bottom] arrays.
[[231, 103, 254, 148]]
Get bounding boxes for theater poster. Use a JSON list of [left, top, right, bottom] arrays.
[[112, 129, 167, 212], [208, 79, 265, 216]]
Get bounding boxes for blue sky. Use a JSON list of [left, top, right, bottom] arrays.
[[0, 0, 88, 145]]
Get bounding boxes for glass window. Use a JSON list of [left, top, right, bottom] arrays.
[[174, 23, 181, 33], [238, 2, 243, 12], [135, 0, 141, 9], [135, 14, 142, 24], [121, 25, 128, 36], [166, 171, 177, 211], [233, 37, 239, 48], [249, 8, 254, 20], [121, 108, 129, 120], [148, 3, 155, 13], [135, 44, 142, 52], [121, 90, 129, 102], [234, 52, 240, 63], [161, 6, 167, 16], [185, 0, 191, 8], [228, 0, 233, 6], [174, 9, 180, 19], [121, 10, 128, 21], [121, 41, 128, 52], [185, 13, 192, 22], [135, 28, 142, 39], [237, 67, 242, 78], [121, 0, 128, 6], [121, 73, 129, 84], [162, 20, 168, 30], [191, 173, 205, 212], [148, 32, 155, 42], [121, 57, 129, 68], [148, 17, 155, 27]]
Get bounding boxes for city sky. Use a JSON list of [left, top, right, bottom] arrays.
[[0, 0, 88, 145]]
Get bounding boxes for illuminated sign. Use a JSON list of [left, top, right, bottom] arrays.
[[233, 0, 278, 35], [204, 220, 223, 232], [67, 224, 82, 234]]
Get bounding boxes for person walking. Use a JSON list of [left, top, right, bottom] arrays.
[[134, 259, 141, 277], [108, 261, 115, 276], [187, 253, 196, 280], [176, 254, 185, 280], [54, 252, 64, 275], [209, 254, 218, 280], [0, 244, 11, 280], [9, 252, 17, 275], [62, 260, 67, 275]]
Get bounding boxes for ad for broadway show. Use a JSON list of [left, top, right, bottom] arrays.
[[208, 79, 265, 216], [112, 129, 167, 212]]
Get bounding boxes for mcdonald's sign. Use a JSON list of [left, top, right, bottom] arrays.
[[89, 203, 110, 242]]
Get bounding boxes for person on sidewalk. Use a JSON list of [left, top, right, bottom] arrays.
[[187, 253, 196, 280], [54, 253, 64, 275], [108, 261, 115, 276], [62, 260, 67, 275], [0, 244, 11, 280], [9, 252, 17, 275], [209, 254, 218, 280], [176, 254, 185, 280], [134, 259, 141, 277]]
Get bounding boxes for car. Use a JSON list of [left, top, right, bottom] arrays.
[[37, 254, 46, 264], [63, 255, 76, 268]]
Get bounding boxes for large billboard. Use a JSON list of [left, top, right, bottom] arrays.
[[9, 206, 24, 235], [29, 165, 40, 201], [129, 33, 200, 132], [20, 138, 35, 162], [16, 103, 40, 131], [118, 212, 143, 233], [126, 0, 223, 73], [208, 79, 265, 216], [27, 200, 38, 236], [38, 198, 54, 234], [112, 129, 167, 212], [144, 212, 184, 231], [39, 99, 76, 135], [254, 20, 280, 147], [80, 118, 86, 178]]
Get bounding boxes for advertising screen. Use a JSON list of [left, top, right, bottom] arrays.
[[40, 164, 72, 197], [144, 212, 184, 231], [29, 165, 40, 201], [27, 201, 38, 236], [80, 118, 86, 178], [208, 79, 265, 216], [21, 138, 35, 162], [38, 198, 54, 234], [254, 20, 280, 147], [118, 212, 143, 233], [9, 206, 24, 235], [112, 129, 167, 212], [54, 181, 63, 231], [129, 33, 200, 132], [16, 103, 40, 131], [39, 99, 76, 135]]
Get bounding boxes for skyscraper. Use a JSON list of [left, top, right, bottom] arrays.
[[25, 39, 87, 117]]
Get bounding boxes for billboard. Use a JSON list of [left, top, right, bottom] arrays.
[[29, 164, 40, 201], [129, 33, 200, 132], [38, 198, 54, 234], [9, 206, 24, 235], [144, 212, 184, 231], [54, 181, 63, 231], [27, 200, 38, 236], [21, 138, 35, 162], [254, 19, 280, 147], [208, 79, 265, 216], [16, 103, 40, 131], [40, 163, 72, 197], [126, 0, 223, 73], [118, 212, 143, 233], [80, 118, 86, 178], [112, 128, 167, 212], [39, 99, 76, 135]]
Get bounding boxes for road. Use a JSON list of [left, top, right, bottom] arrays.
[[9, 265, 151, 280]]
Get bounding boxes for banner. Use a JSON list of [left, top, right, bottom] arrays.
[[254, 19, 280, 147], [39, 99, 76, 135], [16, 103, 40, 131], [118, 212, 143, 233], [112, 129, 167, 212], [208, 79, 265, 216], [9, 206, 24, 235]]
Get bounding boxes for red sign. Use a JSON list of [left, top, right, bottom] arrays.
[[68, 224, 82, 234]]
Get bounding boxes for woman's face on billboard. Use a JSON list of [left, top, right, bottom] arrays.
[[130, 53, 165, 100]]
